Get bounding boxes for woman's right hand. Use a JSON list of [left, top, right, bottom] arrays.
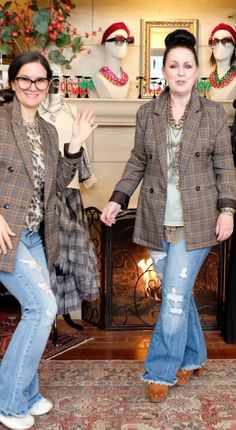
[[0, 214, 16, 254], [100, 202, 121, 226]]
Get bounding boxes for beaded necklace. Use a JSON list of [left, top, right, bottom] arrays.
[[209, 65, 236, 88], [99, 65, 129, 86]]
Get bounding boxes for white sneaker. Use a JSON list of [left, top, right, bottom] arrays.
[[28, 397, 53, 416], [0, 413, 34, 430]]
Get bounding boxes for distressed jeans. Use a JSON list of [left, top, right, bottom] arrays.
[[0, 229, 57, 417], [142, 237, 210, 386]]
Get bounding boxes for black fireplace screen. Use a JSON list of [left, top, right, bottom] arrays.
[[82, 207, 227, 330]]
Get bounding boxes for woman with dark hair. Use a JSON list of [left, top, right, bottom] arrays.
[[101, 29, 236, 402], [0, 51, 96, 430]]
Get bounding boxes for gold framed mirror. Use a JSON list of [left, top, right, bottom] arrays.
[[140, 19, 198, 97]]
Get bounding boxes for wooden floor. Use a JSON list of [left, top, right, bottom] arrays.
[[2, 306, 236, 360], [53, 317, 236, 360]]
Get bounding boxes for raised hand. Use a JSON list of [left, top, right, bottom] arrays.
[[69, 108, 97, 154]]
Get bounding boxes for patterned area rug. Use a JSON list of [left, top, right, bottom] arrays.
[[0, 359, 235, 430], [0, 318, 92, 360]]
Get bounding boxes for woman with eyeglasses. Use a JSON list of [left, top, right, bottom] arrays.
[[208, 23, 236, 102], [101, 29, 236, 403], [93, 22, 134, 99], [0, 51, 97, 430]]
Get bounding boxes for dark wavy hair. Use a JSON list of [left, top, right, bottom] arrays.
[[3, 51, 52, 102], [163, 29, 199, 66]]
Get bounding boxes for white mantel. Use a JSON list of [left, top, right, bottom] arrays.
[[67, 98, 147, 125]]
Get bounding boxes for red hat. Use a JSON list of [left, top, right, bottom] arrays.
[[210, 23, 236, 44], [101, 22, 130, 45]]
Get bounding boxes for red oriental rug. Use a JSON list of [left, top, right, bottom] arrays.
[[0, 317, 92, 360], [0, 359, 235, 430]]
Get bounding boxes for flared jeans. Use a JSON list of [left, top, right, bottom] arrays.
[[142, 237, 210, 385], [0, 229, 57, 417]]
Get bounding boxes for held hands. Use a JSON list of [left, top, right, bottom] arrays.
[[100, 202, 121, 227], [69, 108, 97, 154], [0, 214, 16, 255], [216, 213, 234, 242]]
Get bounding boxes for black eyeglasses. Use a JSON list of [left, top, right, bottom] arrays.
[[15, 76, 51, 91], [208, 37, 235, 47], [106, 35, 135, 46]]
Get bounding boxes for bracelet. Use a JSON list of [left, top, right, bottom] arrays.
[[219, 207, 235, 216]]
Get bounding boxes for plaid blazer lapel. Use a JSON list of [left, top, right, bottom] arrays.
[[39, 117, 56, 206], [180, 91, 202, 176], [152, 94, 168, 184], [12, 100, 34, 184]]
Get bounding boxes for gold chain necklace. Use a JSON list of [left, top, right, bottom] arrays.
[[167, 97, 190, 129], [166, 97, 189, 189]]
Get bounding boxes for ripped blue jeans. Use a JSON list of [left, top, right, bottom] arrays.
[[141, 237, 210, 386], [0, 229, 57, 417]]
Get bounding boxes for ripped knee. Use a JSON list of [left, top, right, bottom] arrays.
[[166, 288, 184, 315]]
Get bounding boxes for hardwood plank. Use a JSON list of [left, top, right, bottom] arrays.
[[1, 311, 236, 360]]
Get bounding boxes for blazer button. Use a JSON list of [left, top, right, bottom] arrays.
[[4, 204, 10, 209], [196, 186, 200, 191], [8, 166, 14, 173], [150, 188, 154, 193], [195, 152, 200, 157]]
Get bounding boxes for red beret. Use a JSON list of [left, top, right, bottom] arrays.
[[210, 23, 236, 44], [101, 22, 130, 45]]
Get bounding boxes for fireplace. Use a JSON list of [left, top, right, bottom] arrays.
[[82, 207, 228, 330]]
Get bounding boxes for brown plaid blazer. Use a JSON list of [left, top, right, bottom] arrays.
[[0, 97, 81, 272], [111, 90, 236, 251]]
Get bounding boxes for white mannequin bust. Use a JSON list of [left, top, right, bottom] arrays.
[[208, 27, 236, 102], [93, 23, 133, 99], [39, 84, 96, 189]]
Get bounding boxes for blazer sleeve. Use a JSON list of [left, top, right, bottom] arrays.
[[212, 104, 236, 209]]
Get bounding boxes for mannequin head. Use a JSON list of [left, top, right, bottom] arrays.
[[101, 22, 134, 61], [209, 23, 236, 67]]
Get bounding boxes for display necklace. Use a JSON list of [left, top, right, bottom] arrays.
[[99, 65, 129, 86], [209, 65, 236, 88], [39, 97, 76, 122]]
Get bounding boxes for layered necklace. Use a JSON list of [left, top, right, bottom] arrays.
[[166, 98, 189, 189], [99, 65, 129, 86], [39, 97, 75, 122], [209, 65, 236, 88]]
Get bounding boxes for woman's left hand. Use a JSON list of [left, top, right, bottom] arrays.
[[216, 213, 234, 242], [69, 108, 97, 154]]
